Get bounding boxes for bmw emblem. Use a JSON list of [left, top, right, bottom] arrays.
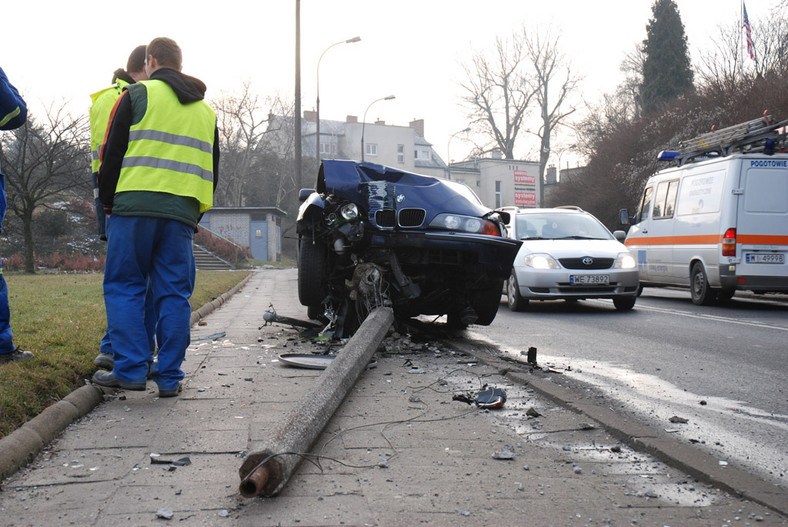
[[582, 257, 594, 266], [396, 194, 405, 203]]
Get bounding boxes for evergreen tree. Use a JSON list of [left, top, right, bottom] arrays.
[[641, 0, 694, 114]]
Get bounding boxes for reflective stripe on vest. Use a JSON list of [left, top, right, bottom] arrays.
[[118, 79, 215, 213], [0, 106, 21, 128], [89, 80, 128, 172]]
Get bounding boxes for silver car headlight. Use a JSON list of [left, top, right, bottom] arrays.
[[524, 253, 560, 270], [614, 252, 637, 269]]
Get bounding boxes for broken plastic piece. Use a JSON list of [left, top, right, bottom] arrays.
[[476, 387, 507, 409]]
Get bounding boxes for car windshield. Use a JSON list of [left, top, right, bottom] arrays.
[[515, 213, 613, 240]]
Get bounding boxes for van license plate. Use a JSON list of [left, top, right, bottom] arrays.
[[570, 274, 609, 285], [745, 253, 784, 264]]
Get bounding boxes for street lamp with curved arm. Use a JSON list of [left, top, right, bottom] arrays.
[[316, 36, 361, 159], [361, 95, 395, 162], [446, 126, 471, 180]]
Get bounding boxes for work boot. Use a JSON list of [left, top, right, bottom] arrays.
[[91, 370, 146, 391], [157, 383, 182, 398], [0, 348, 34, 363], [93, 352, 114, 370]]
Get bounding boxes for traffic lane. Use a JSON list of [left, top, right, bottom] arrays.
[[474, 293, 788, 491], [484, 293, 787, 416]]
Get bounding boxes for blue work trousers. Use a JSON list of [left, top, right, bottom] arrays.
[[0, 267, 14, 354], [100, 278, 158, 358], [104, 215, 195, 390]]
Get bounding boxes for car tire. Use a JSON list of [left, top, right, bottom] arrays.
[[298, 234, 328, 307], [690, 262, 717, 306], [506, 272, 529, 312], [473, 279, 505, 325], [613, 296, 636, 311], [718, 288, 736, 302]]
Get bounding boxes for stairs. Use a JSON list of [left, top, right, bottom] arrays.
[[193, 244, 234, 270]]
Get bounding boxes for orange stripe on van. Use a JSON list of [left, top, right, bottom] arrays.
[[737, 234, 788, 245], [625, 234, 788, 246], [624, 234, 722, 246]]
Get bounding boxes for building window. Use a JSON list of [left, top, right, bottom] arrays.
[[397, 144, 404, 163], [319, 141, 332, 155], [495, 180, 502, 208], [366, 143, 378, 156]]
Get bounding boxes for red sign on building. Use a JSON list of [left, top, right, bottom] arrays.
[[515, 191, 536, 207]]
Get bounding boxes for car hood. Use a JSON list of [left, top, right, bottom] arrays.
[[317, 160, 491, 222], [516, 239, 629, 258]]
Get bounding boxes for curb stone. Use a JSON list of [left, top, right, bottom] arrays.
[[0, 270, 254, 481]]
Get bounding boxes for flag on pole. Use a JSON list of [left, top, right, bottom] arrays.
[[743, 2, 756, 61]]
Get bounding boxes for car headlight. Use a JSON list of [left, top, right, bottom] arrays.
[[614, 252, 637, 269], [430, 214, 500, 235], [524, 253, 560, 270], [340, 203, 359, 221]]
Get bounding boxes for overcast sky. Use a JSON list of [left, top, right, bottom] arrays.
[[2, 0, 777, 165]]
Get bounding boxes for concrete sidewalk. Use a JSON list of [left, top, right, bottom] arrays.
[[0, 268, 785, 526]]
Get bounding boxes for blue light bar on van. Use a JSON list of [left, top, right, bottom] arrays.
[[657, 150, 680, 160]]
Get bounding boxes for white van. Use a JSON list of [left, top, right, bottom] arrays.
[[621, 116, 788, 305]]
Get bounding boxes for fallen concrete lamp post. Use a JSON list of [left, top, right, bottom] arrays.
[[239, 306, 394, 498]]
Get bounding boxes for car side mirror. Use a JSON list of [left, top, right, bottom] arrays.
[[299, 188, 316, 202], [619, 209, 630, 226], [613, 230, 627, 242]]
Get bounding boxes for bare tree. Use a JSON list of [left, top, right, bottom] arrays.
[[460, 33, 538, 159], [523, 29, 580, 204], [212, 83, 275, 207], [0, 103, 89, 273]]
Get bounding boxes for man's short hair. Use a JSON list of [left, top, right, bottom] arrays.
[[147, 37, 182, 70], [127, 45, 147, 73]]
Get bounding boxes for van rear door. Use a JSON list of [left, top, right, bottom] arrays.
[[735, 157, 788, 288]]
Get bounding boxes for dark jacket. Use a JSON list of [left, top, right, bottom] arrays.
[[98, 68, 220, 228], [0, 67, 27, 232]]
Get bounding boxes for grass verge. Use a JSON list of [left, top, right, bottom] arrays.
[[0, 270, 250, 438]]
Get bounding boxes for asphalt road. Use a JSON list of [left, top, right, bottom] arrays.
[[469, 288, 788, 492]]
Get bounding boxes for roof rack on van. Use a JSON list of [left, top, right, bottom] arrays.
[[554, 205, 584, 211], [659, 113, 788, 166]]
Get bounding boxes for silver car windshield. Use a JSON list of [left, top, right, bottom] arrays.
[[515, 213, 613, 240]]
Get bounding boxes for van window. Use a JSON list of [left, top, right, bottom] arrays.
[[651, 179, 679, 219], [636, 186, 653, 222], [663, 180, 679, 217], [653, 181, 668, 218]]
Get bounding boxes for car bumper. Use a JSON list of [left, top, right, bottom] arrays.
[[369, 231, 522, 280], [514, 267, 640, 299]]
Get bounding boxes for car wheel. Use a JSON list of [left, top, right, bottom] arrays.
[[613, 296, 636, 311], [307, 304, 326, 322], [690, 262, 717, 306], [298, 234, 328, 307], [718, 288, 736, 302], [473, 279, 504, 325], [636, 283, 644, 297], [506, 272, 529, 312]]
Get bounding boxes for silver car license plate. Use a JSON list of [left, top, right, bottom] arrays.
[[570, 274, 609, 285]]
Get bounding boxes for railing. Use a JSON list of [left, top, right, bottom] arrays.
[[194, 225, 252, 269]]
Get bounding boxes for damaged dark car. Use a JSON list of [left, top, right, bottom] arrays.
[[296, 160, 521, 336]]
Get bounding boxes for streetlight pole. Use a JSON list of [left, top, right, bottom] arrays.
[[361, 95, 395, 162], [446, 126, 470, 180], [316, 36, 360, 160]]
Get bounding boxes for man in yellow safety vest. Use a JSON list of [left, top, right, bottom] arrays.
[[94, 37, 219, 397]]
